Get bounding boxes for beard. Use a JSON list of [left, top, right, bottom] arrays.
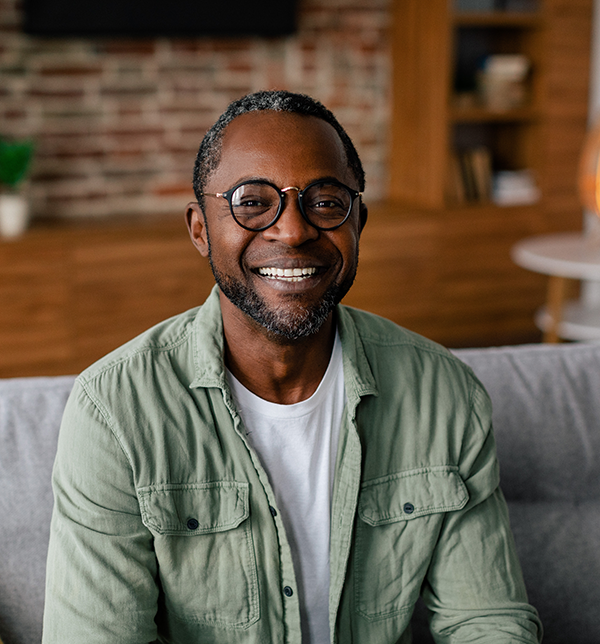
[[207, 243, 357, 341]]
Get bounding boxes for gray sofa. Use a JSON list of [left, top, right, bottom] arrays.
[[1, 343, 599, 644]]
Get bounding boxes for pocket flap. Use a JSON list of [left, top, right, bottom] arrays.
[[138, 481, 249, 535], [358, 466, 468, 526]]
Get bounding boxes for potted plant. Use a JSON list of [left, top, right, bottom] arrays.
[[0, 138, 35, 238]]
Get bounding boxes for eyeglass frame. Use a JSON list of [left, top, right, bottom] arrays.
[[200, 178, 362, 232]]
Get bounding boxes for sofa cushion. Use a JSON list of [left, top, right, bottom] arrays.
[[509, 501, 600, 644], [0, 376, 76, 644]]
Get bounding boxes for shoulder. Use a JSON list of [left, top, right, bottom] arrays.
[[338, 304, 487, 410], [77, 307, 200, 387], [339, 304, 467, 370]]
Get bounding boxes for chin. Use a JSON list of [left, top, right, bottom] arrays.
[[214, 269, 353, 340]]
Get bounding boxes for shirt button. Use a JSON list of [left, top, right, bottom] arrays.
[[269, 505, 277, 517], [187, 518, 200, 530], [403, 503, 415, 515], [283, 586, 294, 597]]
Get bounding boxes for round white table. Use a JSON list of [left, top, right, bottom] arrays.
[[511, 231, 600, 342]]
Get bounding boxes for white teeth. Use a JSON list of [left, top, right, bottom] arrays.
[[258, 267, 317, 281]]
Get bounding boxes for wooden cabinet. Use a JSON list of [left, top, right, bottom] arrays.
[[0, 216, 215, 378]]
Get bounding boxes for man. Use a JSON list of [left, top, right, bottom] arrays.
[[43, 91, 542, 643]]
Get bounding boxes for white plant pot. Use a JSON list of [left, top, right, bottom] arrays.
[[0, 193, 30, 238]]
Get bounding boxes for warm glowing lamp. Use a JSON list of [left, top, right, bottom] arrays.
[[578, 118, 600, 217]]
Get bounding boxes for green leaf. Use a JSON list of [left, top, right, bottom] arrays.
[[0, 139, 35, 188]]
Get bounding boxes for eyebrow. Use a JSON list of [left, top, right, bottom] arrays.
[[225, 175, 347, 189]]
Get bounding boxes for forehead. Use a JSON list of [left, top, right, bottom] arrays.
[[210, 111, 353, 187]]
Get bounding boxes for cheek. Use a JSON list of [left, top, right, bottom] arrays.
[[207, 222, 255, 266], [335, 229, 361, 266]]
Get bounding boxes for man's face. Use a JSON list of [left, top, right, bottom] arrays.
[[188, 110, 366, 340]]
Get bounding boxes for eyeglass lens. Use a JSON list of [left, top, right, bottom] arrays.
[[229, 182, 353, 230]]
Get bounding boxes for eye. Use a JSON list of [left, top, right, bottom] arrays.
[[312, 198, 344, 209], [230, 183, 279, 229], [230, 183, 279, 221], [236, 196, 270, 208], [304, 184, 350, 219]]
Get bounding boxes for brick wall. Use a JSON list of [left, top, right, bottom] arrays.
[[0, 0, 391, 219]]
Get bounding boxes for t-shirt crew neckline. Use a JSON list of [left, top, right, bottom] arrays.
[[226, 332, 343, 416]]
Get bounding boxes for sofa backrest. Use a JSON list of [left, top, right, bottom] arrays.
[[453, 343, 600, 644], [0, 376, 75, 644], [1, 343, 599, 644], [455, 343, 600, 504]]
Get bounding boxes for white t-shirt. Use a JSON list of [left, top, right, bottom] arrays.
[[227, 333, 345, 644]]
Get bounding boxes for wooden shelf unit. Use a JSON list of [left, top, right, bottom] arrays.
[[389, 0, 578, 211], [452, 12, 543, 27], [449, 106, 540, 122]]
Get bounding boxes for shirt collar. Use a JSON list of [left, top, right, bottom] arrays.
[[336, 304, 378, 403], [189, 285, 378, 402], [189, 285, 228, 390]]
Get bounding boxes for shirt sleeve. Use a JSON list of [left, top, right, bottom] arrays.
[[422, 378, 543, 643], [42, 380, 160, 644]]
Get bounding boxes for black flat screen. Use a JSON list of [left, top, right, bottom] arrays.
[[23, 0, 297, 37]]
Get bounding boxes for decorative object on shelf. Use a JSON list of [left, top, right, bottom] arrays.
[[0, 138, 34, 239], [492, 169, 540, 205], [455, 0, 538, 13], [501, 0, 538, 12], [455, 0, 497, 11], [477, 54, 530, 111]]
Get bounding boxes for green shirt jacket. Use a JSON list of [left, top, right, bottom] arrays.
[[43, 287, 542, 644]]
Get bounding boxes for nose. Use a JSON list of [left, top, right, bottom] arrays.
[[261, 188, 319, 246]]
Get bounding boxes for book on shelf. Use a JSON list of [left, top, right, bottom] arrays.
[[455, 0, 538, 11], [447, 153, 467, 204], [470, 147, 493, 201], [447, 147, 493, 204], [455, 0, 496, 11]]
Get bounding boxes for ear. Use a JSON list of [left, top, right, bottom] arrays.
[[185, 203, 209, 258], [358, 202, 368, 235]]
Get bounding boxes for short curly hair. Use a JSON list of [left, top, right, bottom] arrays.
[[192, 90, 365, 209]]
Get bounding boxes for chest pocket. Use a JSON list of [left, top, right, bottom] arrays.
[[354, 466, 468, 621], [138, 481, 259, 628]]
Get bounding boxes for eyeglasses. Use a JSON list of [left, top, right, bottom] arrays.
[[201, 179, 361, 231]]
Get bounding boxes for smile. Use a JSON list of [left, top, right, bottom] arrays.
[[257, 267, 318, 282]]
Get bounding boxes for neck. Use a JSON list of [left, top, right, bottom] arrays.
[[220, 294, 336, 405]]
